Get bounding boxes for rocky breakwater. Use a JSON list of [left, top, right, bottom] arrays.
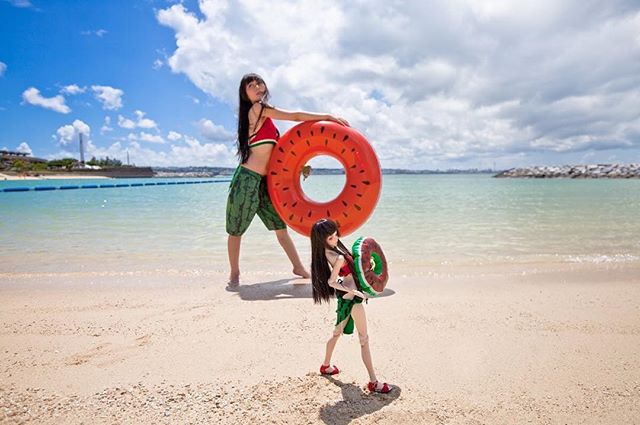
[[495, 163, 640, 178]]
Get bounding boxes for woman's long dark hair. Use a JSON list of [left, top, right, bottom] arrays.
[[310, 219, 355, 304], [237, 73, 271, 164]]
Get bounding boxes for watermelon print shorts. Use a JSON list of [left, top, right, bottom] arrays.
[[226, 166, 286, 236]]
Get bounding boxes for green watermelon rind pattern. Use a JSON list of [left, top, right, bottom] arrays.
[[352, 236, 379, 297]]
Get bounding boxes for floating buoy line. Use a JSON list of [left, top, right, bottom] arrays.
[[1, 179, 231, 193]]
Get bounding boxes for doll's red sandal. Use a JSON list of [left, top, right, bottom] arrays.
[[368, 381, 391, 393], [320, 364, 339, 375]]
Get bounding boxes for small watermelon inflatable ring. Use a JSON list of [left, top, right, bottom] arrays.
[[352, 236, 388, 296], [267, 121, 381, 237]]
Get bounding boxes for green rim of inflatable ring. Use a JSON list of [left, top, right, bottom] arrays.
[[352, 236, 388, 296]]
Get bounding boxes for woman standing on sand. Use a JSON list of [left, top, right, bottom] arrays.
[[226, 73, 349, 286]]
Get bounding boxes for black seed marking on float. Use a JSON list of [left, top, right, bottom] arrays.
[[350, 164, 357, 169], [292, 201, 298, 208], [306, 140, 310, 147], [277, 159, 283, 163], [283, 187, 290, 191], [342, 135, 349, 142], [332, 133, 337, 139], [356, 193, 363, 197], [341, 148, 346, 155], [296, 130, 301, 138], [320, 126, 325, 133], [270, 171, 277, 175], [311, 130, 314, 136], [307, 211, 313, 218], [351, 148, 356, 152], [327, 210, 331, 217], [342, 200, 348, 207], [278, 147, 285, 153], [362, 180, 370, 185], [325, 139, 328, 146], [289, 214, 294, 220], [359, 170, 365, 173], [299, 217, 303, 223], [283, 202, 288, 207], [275, 182, 280, 186], [283, 168, 289, 172], [354, 204, 362, 211], [291, 151, 296, 156], [342, 212, 348, 217], [350, 184, 357, 188], [289, 139, 294, 145]]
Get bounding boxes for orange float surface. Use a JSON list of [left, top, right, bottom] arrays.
[[267, 121, 381, 236]]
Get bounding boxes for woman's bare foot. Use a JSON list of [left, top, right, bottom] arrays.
[[227, 272, 240, 287], [293, 267, 310, 279]]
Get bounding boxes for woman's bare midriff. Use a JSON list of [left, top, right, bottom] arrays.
[[241, 144, 274, 175]]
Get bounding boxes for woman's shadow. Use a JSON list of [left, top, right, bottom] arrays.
[[228, 279, 395, 302], [319, 376, 401, 425]]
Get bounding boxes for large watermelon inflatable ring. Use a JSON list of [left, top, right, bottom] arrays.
[[352, 236, 388, 296], [267, 121, 381, 237]]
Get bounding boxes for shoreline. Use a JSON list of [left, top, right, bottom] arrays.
[[1, 262, 639, 424], [0, 172, 111, 181]]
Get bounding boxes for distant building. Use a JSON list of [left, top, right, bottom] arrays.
[[0, 150, 47, 168]]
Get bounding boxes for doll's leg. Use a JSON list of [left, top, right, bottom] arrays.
[[350, 304, 377, 383], [322, 318, 348, 372]]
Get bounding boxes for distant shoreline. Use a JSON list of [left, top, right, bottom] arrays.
[[0, 172, 111, 181], [495, 163, 640, 179], [153, 167, 498, 178]]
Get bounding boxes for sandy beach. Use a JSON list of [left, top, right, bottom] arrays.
[[1, 262, 639, 424]]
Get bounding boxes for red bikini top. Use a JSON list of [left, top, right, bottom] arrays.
[[249, 117, 279, 147], [338, 262, 351, 277]]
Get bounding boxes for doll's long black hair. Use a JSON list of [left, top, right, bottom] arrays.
[[237, 73, 271, 164], [310, 219, 356, 304]]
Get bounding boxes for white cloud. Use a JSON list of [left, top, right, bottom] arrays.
[[81, 29, 108, 37], [0, 61, 6, 76], [91, 85, 124, 110], [22, 87, 71, 114], [134, 110, 158, 129], [118, 111, 158, 129], [16, 142, 32, 155], [153, 59, 164, 70], [166, 135, 235, 166], [70, 136, 236, 167], [157, 1, 640, 168], [101, 116, 113, 135], [61, 84, 86, 95], [55, 119, 91, 146], [127, 132, 166, 144], [197, 118, 234, 142], [117, 115, 136, 129], [5, 0, 33, 8], [167, 131, 182, 141]]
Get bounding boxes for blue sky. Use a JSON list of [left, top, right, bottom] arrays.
[[1, 0, 639, 169]]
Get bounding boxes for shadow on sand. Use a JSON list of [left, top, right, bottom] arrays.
[[319, 376, 401, 425], [228, 279, 396, 302]]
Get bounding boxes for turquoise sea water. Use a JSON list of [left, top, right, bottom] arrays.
[[1, 175, 640, 274]]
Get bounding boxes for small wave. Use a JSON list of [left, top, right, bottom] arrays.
[[566, 254, 640, 264]]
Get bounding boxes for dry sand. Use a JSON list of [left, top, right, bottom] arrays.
[[1, 263, 639, 424]]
